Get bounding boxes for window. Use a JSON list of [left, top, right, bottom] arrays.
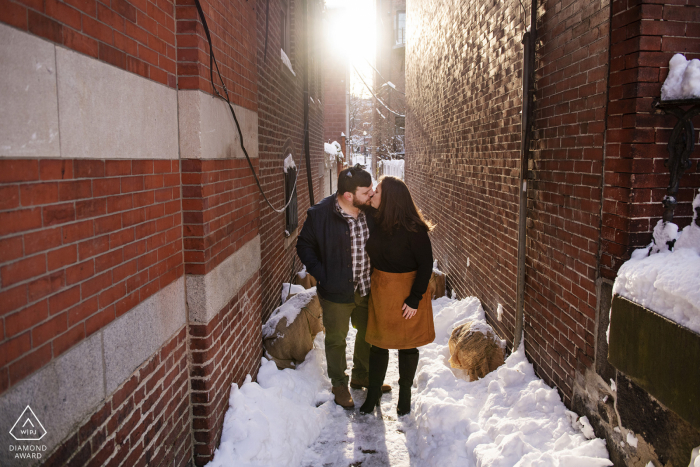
[[396, 11, 406, 45], [281, 0, 291, 54]]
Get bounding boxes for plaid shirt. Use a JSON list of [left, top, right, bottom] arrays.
[[335, 198, 371, 296]]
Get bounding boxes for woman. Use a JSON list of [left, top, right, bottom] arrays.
[[360, 175, 435, 416]]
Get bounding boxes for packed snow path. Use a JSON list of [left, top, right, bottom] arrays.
[[205, 297, 613, 467]]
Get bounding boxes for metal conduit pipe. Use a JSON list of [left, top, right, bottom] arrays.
[[302, 0, 315, 206], [513, 0, 537, 351]]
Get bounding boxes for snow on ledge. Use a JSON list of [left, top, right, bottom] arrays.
[[281, 48, 296, 76], [612, 189, 700, 335], [661, 54, 700, 101], [283, 154, 296, 173]]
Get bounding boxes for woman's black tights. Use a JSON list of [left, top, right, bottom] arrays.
[[360, 346, 419, 415]]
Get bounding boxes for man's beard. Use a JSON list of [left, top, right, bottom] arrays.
[[353, 197, 372, 210]]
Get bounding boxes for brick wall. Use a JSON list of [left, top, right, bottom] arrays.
[[601, 0, 700, 280], [0, 159, 183, 395], [0, 0, 177, 87], [175, 0, 257, 110], [43, 328, 191, 467], [188, 273, 261, 465], [181, 159, 260, 275], [405, 0, 527, 345], [524, 0, 610, 403], [407, 0, 612, 406], [256, 0, 326, 320], [322, 8, 347, 145]]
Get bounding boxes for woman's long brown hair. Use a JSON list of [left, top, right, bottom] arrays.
[[375, 176, 435, 234]]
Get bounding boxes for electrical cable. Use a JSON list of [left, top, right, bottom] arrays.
[[192, 0, 298, 214], [365, 58, 405, 95], [352, 64, 405, 117]]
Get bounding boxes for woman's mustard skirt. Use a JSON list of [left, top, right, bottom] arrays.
[[365, 269, 435, 349]]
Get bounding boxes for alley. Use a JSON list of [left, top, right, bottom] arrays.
[[205, 293, 613, 467]]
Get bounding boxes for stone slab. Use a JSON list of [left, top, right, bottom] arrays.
[[178, 89, 259, 159], [103, 276, 186, 394], [56, 46, 178, 159], [0, 333, 104, 465], [186, 235, 261, 323], [0, 23, 60, 159]]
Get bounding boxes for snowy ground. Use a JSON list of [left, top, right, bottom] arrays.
[[205, 296, 613, 467]]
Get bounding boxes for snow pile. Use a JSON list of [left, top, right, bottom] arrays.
[[283, 154, 296, 173], [280, 282, 306, 304], [381, 159, 404, 179], [612, 190, 700, 334], [205, 342, 334, 467], [262, 287, 317, 339], [406, 297, 613, 466], [661, 54, 700, 100], [324, 141, 344, 163], [281, 48, 296, 76]]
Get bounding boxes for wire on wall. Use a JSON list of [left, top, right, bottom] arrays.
[[192, 0, 297, 214]]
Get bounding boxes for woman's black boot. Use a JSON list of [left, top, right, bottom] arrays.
[[360, 347, 389, 414], [397, 349, 419, 416]]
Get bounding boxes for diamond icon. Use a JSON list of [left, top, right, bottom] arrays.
[[9, 406, 47, 441]]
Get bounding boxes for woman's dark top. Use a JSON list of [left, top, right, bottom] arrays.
[[366, 224, 434, 309]]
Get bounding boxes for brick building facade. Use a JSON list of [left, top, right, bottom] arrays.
[[372, 0, 406, 172], [406, 0, 700, 465], [0, 0, 324, 464]]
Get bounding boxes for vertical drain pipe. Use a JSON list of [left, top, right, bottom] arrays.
[[513, 1, 537, 351], [302, 0, 315, 206]]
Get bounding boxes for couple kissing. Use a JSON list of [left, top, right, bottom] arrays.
[[296, 164, 435, 416]]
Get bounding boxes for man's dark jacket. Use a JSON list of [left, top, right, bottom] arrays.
[[296, 194, 375, 304]]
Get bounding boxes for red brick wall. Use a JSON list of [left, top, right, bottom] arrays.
[[175, 0, 257, 110], [405, 0, 527, 344], [256, 0, 326, 320], [322, 9, 346, 145], [181, 159, 260, 275], [43, 328, 192, 467], [406, 0, 610, 405], [0, 0, 177, 87], [188, 273, 261, 466], [602, 0, 700, 280], [0, 159, 183, 395], [524, 0, 610, 403]]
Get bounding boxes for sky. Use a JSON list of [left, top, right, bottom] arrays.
[[324, 0, 375, 96]]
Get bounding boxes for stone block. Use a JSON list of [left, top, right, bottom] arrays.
[[0, 23, 60, 159]]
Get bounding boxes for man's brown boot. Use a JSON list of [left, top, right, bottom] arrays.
[[350, 377, 392, 393], [332, 385, 355, 409]]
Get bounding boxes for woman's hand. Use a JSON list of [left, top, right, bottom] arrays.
[[402, 303, 417, 319]]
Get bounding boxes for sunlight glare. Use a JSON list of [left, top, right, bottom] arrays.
[[325, 0, 375, 96]]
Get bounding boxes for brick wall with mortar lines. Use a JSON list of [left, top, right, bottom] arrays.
[[181, 159, 260, 275], [525, 0, 610, 404], [406, 0, 611, 406], [188, 273, 262, 466], [175, 0, 257, 111], [405, 0, 527, 346], [42, 327, 192, 467], [0, 159, 184, 396], [0, 0, 178, 87], [256, 0, 326, 320], [601, 0, 700, 280]]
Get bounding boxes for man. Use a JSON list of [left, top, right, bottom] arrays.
[[296, 165, 391, 409]]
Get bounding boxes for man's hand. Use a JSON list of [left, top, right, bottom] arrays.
[[402, 303, 417, 319]]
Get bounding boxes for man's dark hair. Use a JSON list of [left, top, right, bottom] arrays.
[[337, 164, 372, 195]]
